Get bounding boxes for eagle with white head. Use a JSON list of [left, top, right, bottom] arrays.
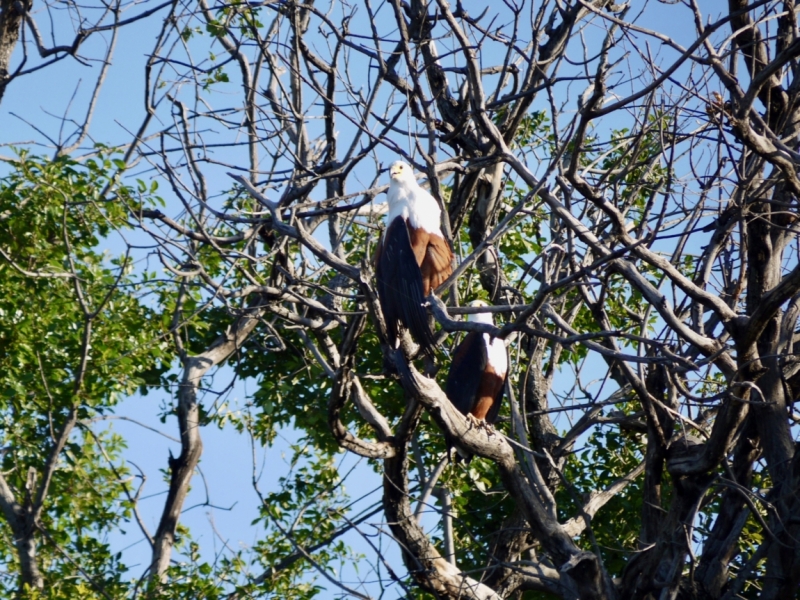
[[444, 300, 509, 461], [375, 161, 454, 355]]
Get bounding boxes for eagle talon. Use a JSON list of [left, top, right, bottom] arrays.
[[466, 413, 481, 429]]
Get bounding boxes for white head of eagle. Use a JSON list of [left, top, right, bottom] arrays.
[[386, 161, 443, 234]]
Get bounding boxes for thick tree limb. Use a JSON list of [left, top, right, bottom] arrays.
[[149, 306, 263, 583]]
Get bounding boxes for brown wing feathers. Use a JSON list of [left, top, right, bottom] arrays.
[[408, 225, 454, 296]]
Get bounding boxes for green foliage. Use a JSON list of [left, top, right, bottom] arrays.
[[598, 113, 671, 216], [250, 447, 359, 600], [202, 66, 230, 90], [513, 110, 550, 149], [206, 2, 263, 39], [498, 212, 545, 278], [441, 458, 515, 573], [0, 151, 168, 597], [156, 538, 247, 600], [558, 421, 644, 577]]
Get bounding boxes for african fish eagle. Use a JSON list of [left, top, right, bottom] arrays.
[[444, 300, 508, 460], [375, 161, 453, 355]]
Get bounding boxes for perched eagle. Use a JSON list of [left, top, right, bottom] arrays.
[[445, 301, 508, 461], [375, 161, 453, 355]]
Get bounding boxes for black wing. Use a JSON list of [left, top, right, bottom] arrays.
[[376, 217, 436, 355], [445, 332, 486, 416]]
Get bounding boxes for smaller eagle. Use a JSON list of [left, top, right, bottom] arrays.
[[444, 301, 509, 461], [375, 161, 454, 355]]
